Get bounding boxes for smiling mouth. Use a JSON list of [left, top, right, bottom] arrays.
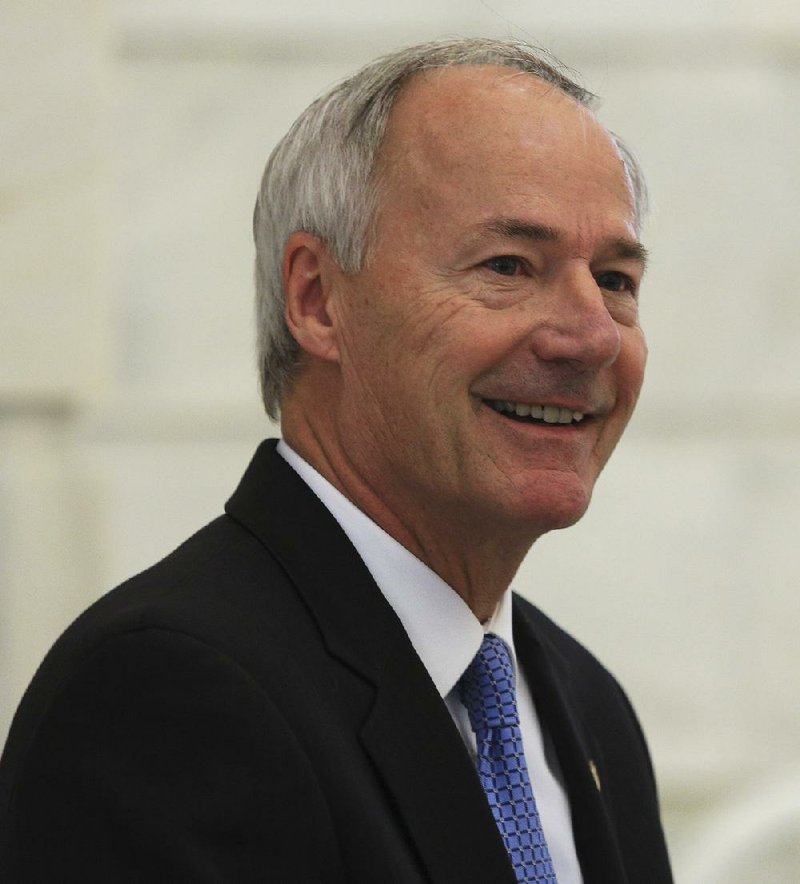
[[485, 399, 588, 426]]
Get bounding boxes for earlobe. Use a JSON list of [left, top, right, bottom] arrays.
[[283, 232, 341, 363]]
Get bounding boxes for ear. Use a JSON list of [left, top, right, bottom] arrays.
[[283, 232, 341, 363]]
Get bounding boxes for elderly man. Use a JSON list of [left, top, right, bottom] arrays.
[[0, 38, 672, 883]]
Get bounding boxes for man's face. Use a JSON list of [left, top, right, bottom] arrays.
[[326, 66, 647, 539]]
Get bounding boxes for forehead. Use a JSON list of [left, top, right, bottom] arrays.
[[376, 65, 635, 233]]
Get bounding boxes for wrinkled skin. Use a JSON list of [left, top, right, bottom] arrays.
[[282, 66, 647, 618]]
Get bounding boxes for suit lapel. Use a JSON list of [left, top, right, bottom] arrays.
[[226, 441, 515, 884], [360, 648, 517, 884], [513, 597, 629, 884]]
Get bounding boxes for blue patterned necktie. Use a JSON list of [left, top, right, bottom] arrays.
[[457, 634, 558, 883]]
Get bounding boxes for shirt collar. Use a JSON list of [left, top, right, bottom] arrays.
[[277, 440, 518, 697]]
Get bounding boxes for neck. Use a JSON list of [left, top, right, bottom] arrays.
[[281, 405, 537, 622]]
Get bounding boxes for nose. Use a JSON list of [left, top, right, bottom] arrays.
[[529, 266, 621, 370]]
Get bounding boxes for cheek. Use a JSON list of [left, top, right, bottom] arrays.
[[388, 301, 487, 389], [336, 291, 403, 379], [592, 332, 646, 463], [615, 327, 647, 403], [424, 300, 528, 373]]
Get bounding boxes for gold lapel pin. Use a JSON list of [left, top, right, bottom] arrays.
[[589, 759, 602, 792]]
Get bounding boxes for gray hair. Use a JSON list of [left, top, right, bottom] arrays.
[[253, 37, 648, 419]]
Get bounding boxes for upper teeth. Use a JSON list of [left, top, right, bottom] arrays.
[[489, 400, 585, 424]]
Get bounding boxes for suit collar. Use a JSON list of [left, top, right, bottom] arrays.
[[226, 440, 516, 884], [226, 439, 418, 684]]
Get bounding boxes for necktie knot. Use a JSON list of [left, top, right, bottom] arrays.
[[458, 634, 520, 735]]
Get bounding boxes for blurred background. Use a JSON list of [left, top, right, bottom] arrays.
[[2, 1, 799, 879]]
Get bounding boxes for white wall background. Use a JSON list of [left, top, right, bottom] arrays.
[[3, 2, 799, 880]]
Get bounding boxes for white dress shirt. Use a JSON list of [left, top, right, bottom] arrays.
[[278, 440, 583, 883]]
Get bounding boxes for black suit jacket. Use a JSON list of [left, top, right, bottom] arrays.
[[0, 440, 672, 883]]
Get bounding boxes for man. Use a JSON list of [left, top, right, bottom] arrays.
[[0, 38, 672, 882]]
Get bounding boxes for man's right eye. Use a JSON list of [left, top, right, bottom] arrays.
[[484, 255, 525, 276]]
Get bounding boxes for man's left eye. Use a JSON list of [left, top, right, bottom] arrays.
[[595, 271, 635, 293], [484, 256, 524, 276]]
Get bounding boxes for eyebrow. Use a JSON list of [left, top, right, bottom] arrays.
[[482, 219, 560, 243], [480, 218, 649, 268]]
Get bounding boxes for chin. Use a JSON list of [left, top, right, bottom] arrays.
[[511, 474, 594, 535]]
